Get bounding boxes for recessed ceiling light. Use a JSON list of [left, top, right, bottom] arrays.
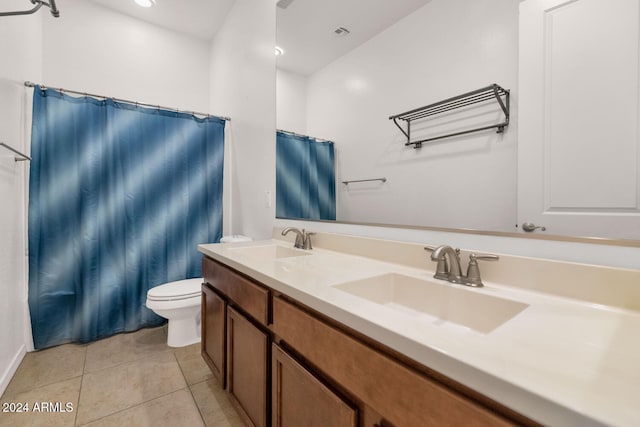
[[134, 0, 156, 8], [275, 46, 284, 56]]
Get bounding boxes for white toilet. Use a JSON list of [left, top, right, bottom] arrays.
[[146, 278, 203, 347]]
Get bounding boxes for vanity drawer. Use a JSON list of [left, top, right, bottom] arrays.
[[272, 296, 514, 427], [202, 256, 269, 325]]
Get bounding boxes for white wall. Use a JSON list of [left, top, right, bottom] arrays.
[[0, 2, 43, 396], [0, 0, 214, 395], [276, 69, 307, 135], [42, 0, 211, 112], [210, 0, 276, 240], [279, 0, 519, 232]]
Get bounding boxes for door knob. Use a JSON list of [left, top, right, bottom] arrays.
[[522, 222, 546, 232]]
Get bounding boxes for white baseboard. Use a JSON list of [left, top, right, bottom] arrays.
[[0, 345, 26, 397]]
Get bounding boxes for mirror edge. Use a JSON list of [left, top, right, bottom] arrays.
[[275, 217, 640, 248]]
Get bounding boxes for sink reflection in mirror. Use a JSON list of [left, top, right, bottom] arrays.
[[227, 244, 312, 260], [332, 273, 528, 333]]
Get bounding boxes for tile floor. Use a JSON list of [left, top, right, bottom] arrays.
[[0, 326, 243, 427]]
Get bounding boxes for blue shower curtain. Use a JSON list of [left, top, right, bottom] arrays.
[[276, 131, 336, 220], [28, 87, 225, 349]]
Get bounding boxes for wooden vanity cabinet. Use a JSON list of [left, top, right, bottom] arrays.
[[201, 283, 226, 387], [227, 306, 269, 427], [202, 255, 537, 427], [272, 296, 527, 427], [272, 343, 357, 427], [202, 256, 271, 427]]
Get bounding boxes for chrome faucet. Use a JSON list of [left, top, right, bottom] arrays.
[[426, 245, 463, 283], [281, 227, 315, 250], [424, 245, 498, 287]]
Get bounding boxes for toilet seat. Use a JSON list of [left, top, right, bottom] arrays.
[[146, 278, 202, 302]]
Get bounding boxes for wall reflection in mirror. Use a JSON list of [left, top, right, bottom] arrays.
[[276, 0, 517, 232]]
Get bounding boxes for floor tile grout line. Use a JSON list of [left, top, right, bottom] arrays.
[[83, 347, 174, 376], [75, 346, 89, 426], [187, 383, 209, 426], [76, 348, 191, 425], [3, 329, 212, 426], [173, 350, 187, 379], [173, 350, 208, 425], [1, 374, 84, 401], [5, 328, 167, 398], [188, 376, 211, 388], [75, 370, 85, 425], [83, 327, 172, 375], [188, 376, 245, 426], [74, 329, 172, 426], [75, 386, 193, 427], [1, 344, 88, 399]]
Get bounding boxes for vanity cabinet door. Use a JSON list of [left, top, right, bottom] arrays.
[[201, 284, 226, 388], [227, 306, 269, 427], [272, 343, 357, 427]]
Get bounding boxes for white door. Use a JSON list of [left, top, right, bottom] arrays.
[[518, 0, 640, 240]]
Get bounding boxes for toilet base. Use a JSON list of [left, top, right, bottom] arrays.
[[166, 313, 201, 348]]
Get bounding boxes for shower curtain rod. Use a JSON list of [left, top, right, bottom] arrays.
[[0, 142, 31, 162], [24, 81, 231, 121], [277, 129, 331, 143]]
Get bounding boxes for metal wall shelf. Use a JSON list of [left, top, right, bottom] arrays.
[[389, 84, 510, 148]]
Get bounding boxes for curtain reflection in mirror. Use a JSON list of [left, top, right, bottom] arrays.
[[276, 130, 336, 220]]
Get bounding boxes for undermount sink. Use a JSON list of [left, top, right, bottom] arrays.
[[228, 244, 312, 260], [333, 273, 528, 333]]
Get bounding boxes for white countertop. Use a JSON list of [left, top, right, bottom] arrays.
[[199, 239, 640, 427]]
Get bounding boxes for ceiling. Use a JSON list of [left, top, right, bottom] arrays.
[[88, 0, 236, 41], [87, 0, 430, 76], [276, 0, 431, 76]]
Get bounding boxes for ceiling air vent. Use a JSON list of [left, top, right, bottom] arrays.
[[334, 27, 351, 37]]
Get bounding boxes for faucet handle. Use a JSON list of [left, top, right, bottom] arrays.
[[302, 231, 315, 250], [465, 252, 499, 287], [424, 246, 449, 279], [471, 253, 499, 262]]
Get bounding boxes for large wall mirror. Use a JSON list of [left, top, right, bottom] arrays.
[[275, 0, 640, 242]]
